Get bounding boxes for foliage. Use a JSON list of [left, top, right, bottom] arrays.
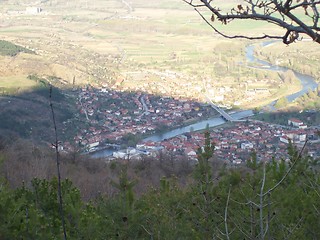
[[0, 40, 34, 56], [121, 133, 142, 147], [0, 133, 320, 238], [0, 178, 86, 239], [296, 89, 320, 109], [194, 130, 214, 183], [255, 108, 320, 126], [275, 96, 289, 109]]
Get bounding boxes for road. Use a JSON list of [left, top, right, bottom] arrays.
[[79, 96, 89, 121], [139, 95, 150, 116]]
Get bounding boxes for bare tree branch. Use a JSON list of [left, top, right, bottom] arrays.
[[231, 216, 252, 239], [140, 224, 153, 239], [283, 217, 304, 240], [184, 0, 320, 44], [266, 193, 271, 240], [262, 140, 308, 197], [259, 163, 266, 240], [49, 85, 67, 240], [194, 8, 284, 41]]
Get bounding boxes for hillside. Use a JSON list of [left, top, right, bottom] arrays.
[[0, 0, 316, 144], [0, 0, 303, 102], [0, 132, 320, 239], [0, 80, 76, 143], [0, 1, 320, 238]]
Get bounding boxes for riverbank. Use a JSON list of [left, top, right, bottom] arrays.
[[246, 42, 318, 107]]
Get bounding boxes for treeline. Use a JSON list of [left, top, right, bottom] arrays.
[[0, 134, 320, 239], [0, 40, 34, 56], [296, 88, 320, 110]]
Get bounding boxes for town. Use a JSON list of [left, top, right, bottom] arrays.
[[64, 85, 218, 152], [62, 85, 320, 164], [110, 118, 319, 164]]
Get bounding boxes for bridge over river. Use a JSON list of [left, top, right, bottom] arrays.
[[205, 95, 237, 122]]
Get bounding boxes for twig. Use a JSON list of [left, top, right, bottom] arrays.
[[225, 186, 231, 240], [49, 85, 67, 240], [140, 224, 153, 240], [194, 8, 283, 41], [266, 193, 271, 240], [283, 217, 304, 240], [262, 140, 308, 197], [183, 0, 320, 44], [259, 163, 266, 240]]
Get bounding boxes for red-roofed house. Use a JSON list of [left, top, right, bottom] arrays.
[[288, 118, 304, 127]]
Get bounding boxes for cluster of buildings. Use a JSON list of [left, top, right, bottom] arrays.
[[110, 118, 319, 164], [114, 71, 205, 102], [111, 71, 276, 108], [71, 86, 216, 151], [63, 85, 319, 164]]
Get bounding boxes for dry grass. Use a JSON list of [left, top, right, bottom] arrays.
[[0, 75, 37, 89]]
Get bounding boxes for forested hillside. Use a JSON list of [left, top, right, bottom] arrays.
[[0, 133, 319, 239]]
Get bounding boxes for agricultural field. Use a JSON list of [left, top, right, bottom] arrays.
[[0, 0, 314, 108], [0, 75, 37, 94]]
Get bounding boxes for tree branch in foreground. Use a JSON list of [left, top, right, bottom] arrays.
[[49, 85, 67, 240], [184, 0, 320, 44]]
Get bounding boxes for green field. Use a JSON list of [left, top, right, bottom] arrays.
[[0, 76, 37, 89], [0, 75, 40, 95]]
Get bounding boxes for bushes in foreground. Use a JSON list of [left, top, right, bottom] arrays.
[[0, 137, 320, 239]]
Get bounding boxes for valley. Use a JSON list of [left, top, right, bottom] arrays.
[[1, 2, 320, 238], [0, 0, 319, 154]]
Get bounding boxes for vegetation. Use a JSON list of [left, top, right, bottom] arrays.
[[0, 1, 319, 237], [275, 96, 289, 109], [0, 133, 320, 239], [0, 1, 315, 110], [0, 76, 38, 95], [255, 41, 320, 81], [121, 133, 142, 148], [255, 88, 320, 125], [0, 83, 76, 143], [0, 40, 34, 56], [255, 109, 320, 126], [295, 88, 320, 109]]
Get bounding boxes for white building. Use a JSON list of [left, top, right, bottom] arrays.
[[241, 141, 254, 149], [280, 132, 307, 144], [288, 118, 305, 128], [26, 7, 42, 15], [113, 147, 142, 159], [88, 141, 99, 150], [279, 136, 290, 144]]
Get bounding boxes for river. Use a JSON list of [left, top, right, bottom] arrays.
[[246, 42, 318, 102], [91, 110, 253, 158], [143, 110, 253, 142], [91, 42, 318, 158]]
